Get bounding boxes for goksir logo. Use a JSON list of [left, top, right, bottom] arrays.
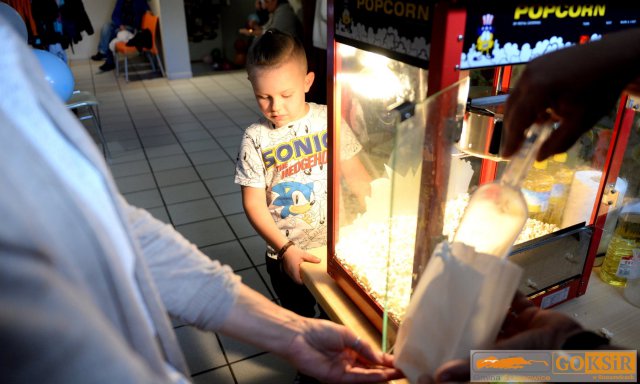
[[471, 350, 636, 382]]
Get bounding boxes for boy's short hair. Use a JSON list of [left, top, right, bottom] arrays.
[[246, 29, 307, 78]]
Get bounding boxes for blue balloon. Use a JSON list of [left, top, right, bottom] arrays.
[[32, 49, 75, 102]]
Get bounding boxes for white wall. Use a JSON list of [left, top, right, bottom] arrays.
[[157, 0, 191, 79]]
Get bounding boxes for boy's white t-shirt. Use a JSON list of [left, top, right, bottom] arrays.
[[235, 103, 361, 257]]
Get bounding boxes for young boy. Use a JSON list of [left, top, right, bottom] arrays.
[[235, 29, 368, 318]]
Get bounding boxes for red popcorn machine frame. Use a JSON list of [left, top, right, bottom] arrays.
[[325, 0, 640, 347]]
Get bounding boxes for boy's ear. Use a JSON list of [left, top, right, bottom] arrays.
[[304, 71, 315, 92]]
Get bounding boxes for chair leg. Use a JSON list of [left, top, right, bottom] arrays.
[[146, 52, 157, 73], [90, 105, 110, 160], [124, 56, 129, 82], [155, 53, 165, 78], [115, 52, 120, 78]]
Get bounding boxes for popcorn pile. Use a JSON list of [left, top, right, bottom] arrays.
[[336, 193, 559, 324], [336, 215, 416, 323], [445, 193, 560, 244]]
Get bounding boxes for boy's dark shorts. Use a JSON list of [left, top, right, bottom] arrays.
[[265, 254, 320, 318]]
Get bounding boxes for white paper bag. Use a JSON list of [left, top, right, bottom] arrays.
[[394, 241, 523, 383]]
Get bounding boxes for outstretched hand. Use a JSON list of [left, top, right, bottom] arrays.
[[503, 28, 640, 161], [418, 292, 583, 383], [285, 318, 403, 383]]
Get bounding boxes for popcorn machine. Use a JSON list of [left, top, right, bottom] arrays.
[[326, 0, 640, 344]]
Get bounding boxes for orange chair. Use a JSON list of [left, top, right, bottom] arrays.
[[114, 12, 165, 82]]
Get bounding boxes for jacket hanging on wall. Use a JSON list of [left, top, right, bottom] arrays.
[[31, 0, 93, 50]]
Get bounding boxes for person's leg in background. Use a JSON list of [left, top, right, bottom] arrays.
[[92, 21, 116, 61], [100, 29, 134, 72], [99, 50, 116, 72]]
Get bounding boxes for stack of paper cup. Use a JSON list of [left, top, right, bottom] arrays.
[[561, 170, 602, 229], [624, 277, 640, 308]]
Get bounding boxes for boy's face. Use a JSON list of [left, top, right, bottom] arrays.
[[249, 57, 314, 128]]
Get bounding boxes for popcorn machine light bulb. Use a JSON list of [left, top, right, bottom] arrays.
[[452, 122, 554, 258]]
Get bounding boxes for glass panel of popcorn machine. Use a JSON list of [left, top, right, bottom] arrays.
[[333, 43, 427, 335], [334, 40, 469, 346]]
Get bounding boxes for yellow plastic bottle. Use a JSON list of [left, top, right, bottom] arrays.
[[521, 160, 553, 222], [546, 153, 575, 226], [600, 211, 640, 286]]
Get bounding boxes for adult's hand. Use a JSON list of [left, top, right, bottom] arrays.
[[418, 292, 583, 383], [503, 28, 640, 161], [219, 285, 403, 383], [286, 317, 403, 383]]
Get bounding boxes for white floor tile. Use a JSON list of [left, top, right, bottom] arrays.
[[231, 353, 297, 384], [191, 366, 236, 384], [155, 167, 200, 187], [174, 217, 235, 247], [200, 240, 253, 271], [236, 268, 274, 300], [226, 213, 257, 239], [115, 173, 156, 194], [166, 198, 222, 225], [123, 189, 164, 210], [174, 326, 227, 375], [205, 176, 240, 196], [215, 192, 244, 216], [160, 181, 210, 204]]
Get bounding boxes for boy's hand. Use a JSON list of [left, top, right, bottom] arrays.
[[282, 246, 321, 284]]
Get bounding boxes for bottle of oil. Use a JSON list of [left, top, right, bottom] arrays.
[[546, 153, 575, 226], [600, 208, 640, 286], [521, 160, 553, 222]]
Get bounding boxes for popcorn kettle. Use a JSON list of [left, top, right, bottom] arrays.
[[457, 94, 509, 161]]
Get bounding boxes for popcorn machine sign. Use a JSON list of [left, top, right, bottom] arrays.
[[460, 1, 640, 69], [334, 0, 433, 68]]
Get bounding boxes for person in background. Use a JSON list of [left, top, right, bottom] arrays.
[[0, 21, 401, 384], [300, 0, 328, 104], [421, 27, 640, 384], [288, 0, 304, 23], [91, 0, 149, 72], [247, 0, 269, 32], [234, 0, 269, 68], [239, 0, 302, 42]]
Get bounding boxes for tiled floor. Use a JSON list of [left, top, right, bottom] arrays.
[[69, 60, 300, 383]]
